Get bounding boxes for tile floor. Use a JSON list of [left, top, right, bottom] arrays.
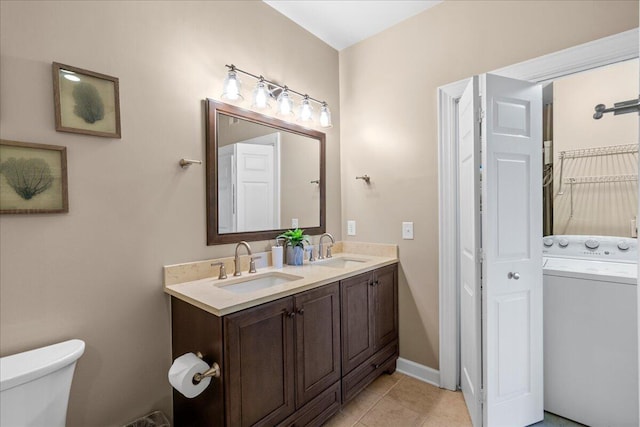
[[323, 372, 585, 427], [324, 372, 471, 427]]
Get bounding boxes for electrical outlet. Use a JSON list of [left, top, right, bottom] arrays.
[[291, 218, 299, 228], [347, 220, 356, 236], [402, 222, 414, 240]]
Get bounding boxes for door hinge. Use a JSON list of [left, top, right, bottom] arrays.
[[477, 107, 485, 123], [479, 388, 486, 403], [476, 248, 484, 263]]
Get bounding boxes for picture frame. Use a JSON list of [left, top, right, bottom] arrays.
[[0, 140, 69, 214], [52, 62, 121, 138]]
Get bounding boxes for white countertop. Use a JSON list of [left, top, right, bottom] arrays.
[[165, 251, 398, 316]]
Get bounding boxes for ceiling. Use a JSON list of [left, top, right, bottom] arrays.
[[263, 0, 443, 51]]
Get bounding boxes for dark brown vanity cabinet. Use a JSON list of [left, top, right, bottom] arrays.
[[340, 264, 399, 403], [172, 282, 341, 427], [224, 282, 341, 427], [170, 263, 398, 426]]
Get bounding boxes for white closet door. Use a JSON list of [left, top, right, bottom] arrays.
[[458, 75, 482, 427], [236, 142, 276, 232], [481, 73, 543, 427], [218, 145, 235, 233]]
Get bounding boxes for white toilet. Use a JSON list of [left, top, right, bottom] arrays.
[[0, 339, 85, 427]]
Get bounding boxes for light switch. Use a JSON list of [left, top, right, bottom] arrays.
[[402, 222, 414, 240], [291, 218, 299, 228], [347, 220, 356, 236]]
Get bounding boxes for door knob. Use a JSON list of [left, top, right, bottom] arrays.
[[507, 272, 520, 280]]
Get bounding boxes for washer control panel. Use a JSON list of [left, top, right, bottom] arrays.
[[542, 235, 638, 262]]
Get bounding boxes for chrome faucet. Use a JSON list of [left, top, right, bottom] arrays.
[[234, 241, 257, 276], [318, 233, 335, 259]]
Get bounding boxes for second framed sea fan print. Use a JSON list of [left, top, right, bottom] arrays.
[[0, 140, 69, 214], [52, 62, 121, 138]]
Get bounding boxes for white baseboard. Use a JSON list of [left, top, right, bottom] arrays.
[[396, 357, 440, 387]]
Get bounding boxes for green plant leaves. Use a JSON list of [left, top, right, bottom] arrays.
[[277, 228, 310, 248]]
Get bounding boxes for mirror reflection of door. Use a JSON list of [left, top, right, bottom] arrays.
[[544, 59, 639, 237], [218, 133, 281, 233]]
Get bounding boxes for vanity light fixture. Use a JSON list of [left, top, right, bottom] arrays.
[[221, 64, 332, 128], [298, 96, 314, 122], [252, 78, 271, 109], [277, 87, 294, 116], [221, 65, 243, 101], [319, 102, 332, 128]]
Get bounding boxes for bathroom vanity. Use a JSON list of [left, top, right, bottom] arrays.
[[165, 244, 398, 427]]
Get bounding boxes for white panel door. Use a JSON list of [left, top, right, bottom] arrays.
[[481, 73, 543, 427], [236, 142, 277, 232], [458, 76, 482, 427], [218, 145, 235, 233]]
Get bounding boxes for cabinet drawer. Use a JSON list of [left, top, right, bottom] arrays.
[[342, 340, 399, 404], [277, 381, 341, 427]]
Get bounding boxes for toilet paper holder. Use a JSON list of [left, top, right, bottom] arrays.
[[193, 352, 221, 384]]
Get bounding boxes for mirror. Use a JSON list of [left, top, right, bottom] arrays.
[[206, 99, 326, 245]]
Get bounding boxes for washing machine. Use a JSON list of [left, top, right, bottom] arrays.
[[543, 235, 638, 427]]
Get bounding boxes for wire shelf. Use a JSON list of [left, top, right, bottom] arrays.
[[560, 143, 639, 159]]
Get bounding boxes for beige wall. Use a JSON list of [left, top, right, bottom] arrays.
[[552, 60, 639, 236], [0, 1, 340, 426], [339, 0, 638, 368]]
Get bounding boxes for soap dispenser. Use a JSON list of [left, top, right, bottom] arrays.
[[272, 239, 284, 269]]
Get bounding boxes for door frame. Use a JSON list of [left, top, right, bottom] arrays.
[[437, 28, 639, 391]]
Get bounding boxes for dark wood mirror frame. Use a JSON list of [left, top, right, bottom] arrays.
[[205, 99, 326, 245]]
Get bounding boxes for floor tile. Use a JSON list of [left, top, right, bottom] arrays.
[[532, 412, 587, 426], [359, 396, 426, 427], [323, 371, 589, 427], [340, 389, 381, 420], [323, 410, 359, 427], [385, 375, 442, 414], [365, 371, 404, 396]]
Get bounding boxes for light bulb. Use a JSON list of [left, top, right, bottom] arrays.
[[252, 80, 271, 109], [222, 70, 243, 101], [277, 88, 293, 116], [319, 103, 332, 128], [298, 97, 314, 122]]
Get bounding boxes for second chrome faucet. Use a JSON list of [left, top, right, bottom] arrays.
[[318, 233, 335, 260]]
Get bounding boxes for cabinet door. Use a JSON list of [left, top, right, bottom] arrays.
[[224, 297, 295, 427], [341, 271, 375, 374], [294, 282, 341, 408], [373, 264, 398, 351]]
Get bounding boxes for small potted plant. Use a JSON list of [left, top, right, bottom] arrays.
[[277, 228, 310, 266]]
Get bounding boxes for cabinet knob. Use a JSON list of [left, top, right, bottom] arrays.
[[507, 272, 520, 280], [297, 308, 304, 315]]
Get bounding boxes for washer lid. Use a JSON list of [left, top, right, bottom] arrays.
[[543, 257, 637, 285]]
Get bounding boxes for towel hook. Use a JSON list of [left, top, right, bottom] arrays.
[[179, 159, 202, 169], [356, 175, 371, 184]]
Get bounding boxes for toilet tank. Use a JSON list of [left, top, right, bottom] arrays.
[[0, 339, 85, 427]]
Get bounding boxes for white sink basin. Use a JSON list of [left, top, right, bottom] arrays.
[[314, 257, 368, 269], [215, 272, 303, 294]]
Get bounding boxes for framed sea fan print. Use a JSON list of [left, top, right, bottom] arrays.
[[0, 140, 69, 214], [52, 62, 121, 138]]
